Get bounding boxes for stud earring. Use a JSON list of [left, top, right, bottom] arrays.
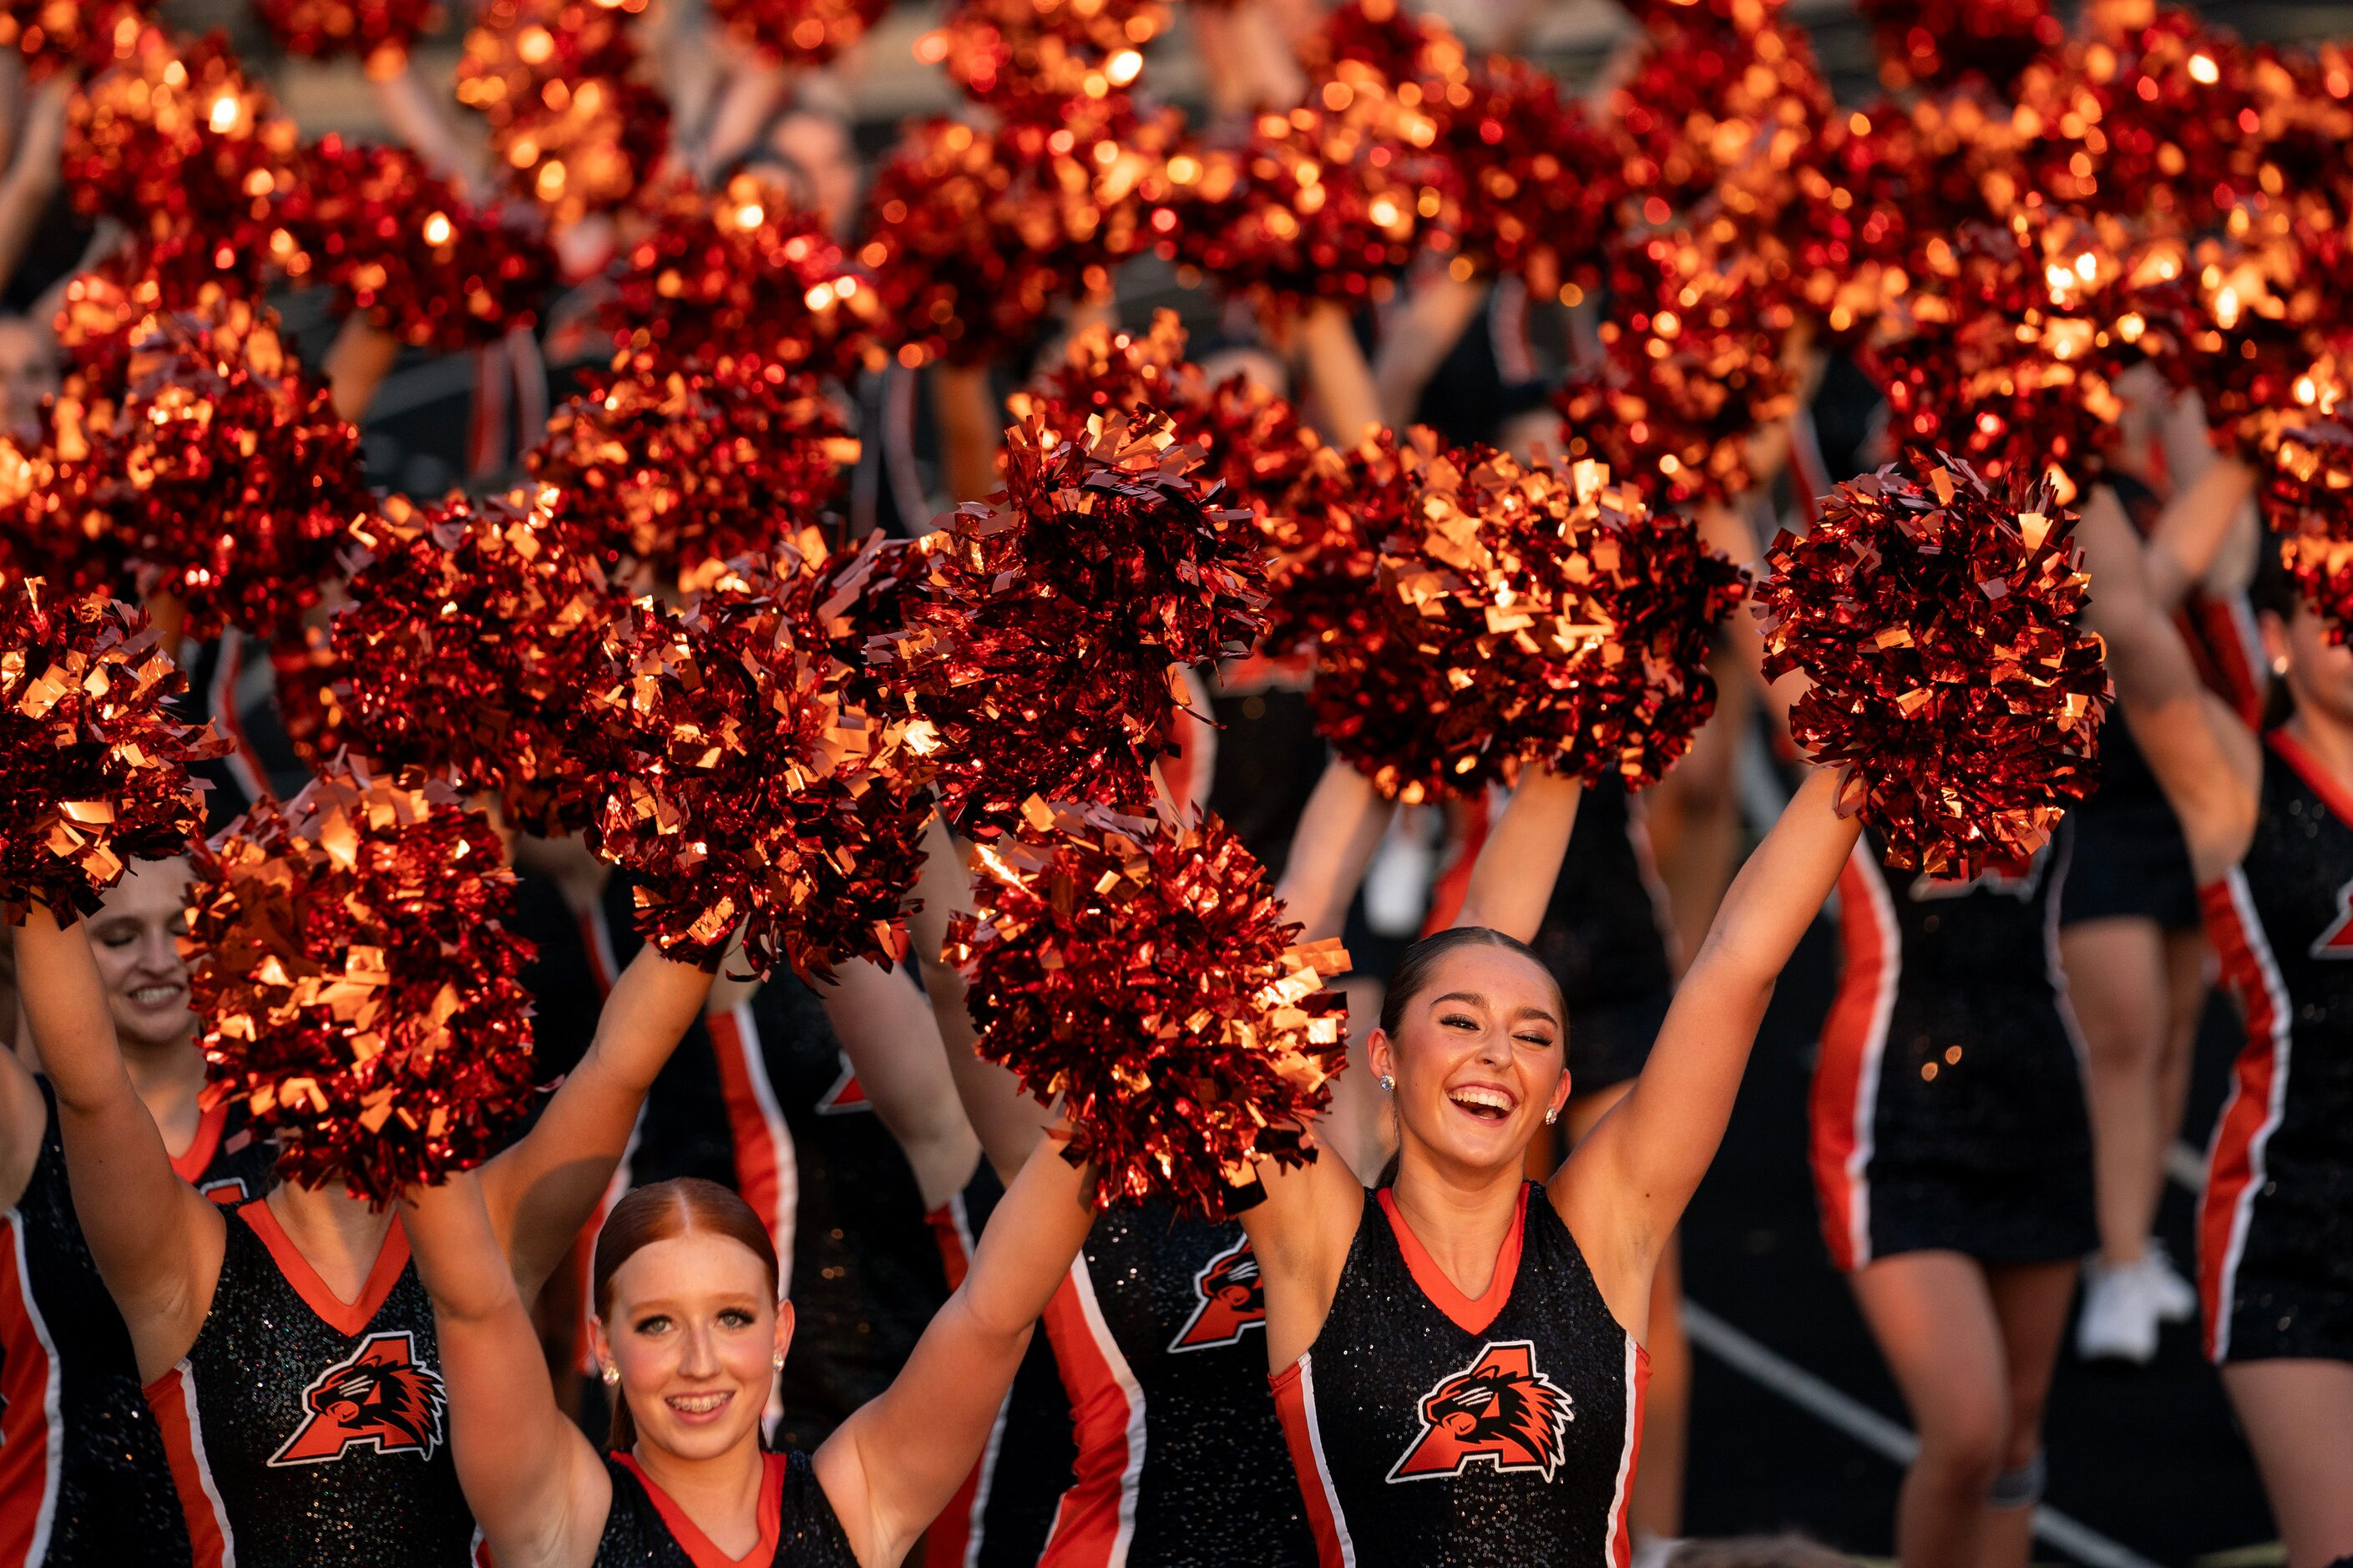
[[772, 1351, 786, 1372], [1543, 1108, 1558, 1125], [1378, 1074, 1395, 1093], [600, 1364, 620, 1387]]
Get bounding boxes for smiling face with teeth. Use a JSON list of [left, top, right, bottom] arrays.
[[87, 857, 199, 1055], [1369, 933, 1571, 1183], [595, 1230, 792, 1464]]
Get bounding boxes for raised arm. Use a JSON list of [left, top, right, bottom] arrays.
[[813, 1136, 1095, 1566], [477, 948, 714, 1297], [812, 957, 980, 1211], [908, 816, 1052, 1181], [402, 1172, 610, 1568], [2076, 483, 2261, 877], [14, 906, 225, 1373], [1271, 758, 1393, 943], [2143, 454, 2258, 610], [1446, 766, 1581, 940], [1554, 768, 1858, 1319]]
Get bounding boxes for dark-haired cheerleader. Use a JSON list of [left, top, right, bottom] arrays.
[[0, 858, 274, 1566], [14, 906, 714, 1567], [2080, 491, 2353, 1567], [1242, 761, 1857, 1565]]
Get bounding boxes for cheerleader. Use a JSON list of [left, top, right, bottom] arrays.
[[13, 900, 714, 1567], [902, 817, 1320, 1568], [396, 1123, 1095, 1567], [2078, 492, 2353, 1566], [1240, 762, 1858, 1565], [1808, 824, 2094, 1565], [0, 857, 274, 1565]]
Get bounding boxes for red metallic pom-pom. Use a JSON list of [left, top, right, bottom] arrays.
[[268, 623, 362, 775], [1556, 224, 1798, 508], [925, 0, 1163, 122], [2270, 414, 2353, 642], [188, 761, 539, 1202], [0, 0, 148, 78], [882, 414, 1268, 832], [1303, 0, 1460, 91], [2128, 205, 2325, 455], [1162, 84, 1454, 311], [1608, 20, 1832, 217], [456, 0, 668, 225], [0, 580, 227, 919], [582, 549, 932, 979], [333, 490, 620, 837], [1855, 0, 2060, 93], [1864, 214, 2138, 502], [252, 0, 438, 69], [862, 110, 1171, 367], [1755, 456, 2110, 877], [603, 172, 882, 381], [282, 137, 557, 352], [947, 800, 1351, 1216], [532, 347, 858, 593], [711, 0, 889, 66], [1440, 56, 1620, 293], [64, 28, 304, 286], [86, 301, 368, 640]]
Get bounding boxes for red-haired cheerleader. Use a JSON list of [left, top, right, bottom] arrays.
[[2078, 490, 2353, 1566], [396, 1105, 1095, 1566], [14, 904, 713, 1566]]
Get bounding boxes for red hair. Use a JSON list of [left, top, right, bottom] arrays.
[[591, 1177, 780, 1452]]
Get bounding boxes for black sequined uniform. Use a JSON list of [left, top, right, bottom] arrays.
[[1028, 1201, 1313, 1567], [923, 1165, 1073, 1568], [0, 1080, 272, 1565], [1270, 1185, 1647, 1568], [144, 1201, 478, 1567], [1528, 779, 1678, 1092], [595, 1450, 857, 1567], [1809, 835, 2097, 1271], [2198, 735, 2353, 1364]]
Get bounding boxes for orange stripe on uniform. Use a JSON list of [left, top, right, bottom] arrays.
[[2196, 871, 2291, 1363], [1038, 1264, 1141, 1568], [144, 1366, 233, 1568], [0, 1218, 58, 1568], [1269, 1357, 1353, 1568], [924, 1196, 984, 1568], [1809, 847, 1897, 1273]]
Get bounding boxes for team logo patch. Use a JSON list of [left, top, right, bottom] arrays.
[[816, 1054, 870, 1115], [1168, 1237, 1265, 1353], [2312, 880, 2353, 959], [1387, 1340, 1572, 1485], [269, 1331, 448, 1467]]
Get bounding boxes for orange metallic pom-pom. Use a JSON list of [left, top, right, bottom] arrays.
[[456, 0, 668, 226], [252, 0, 439, 70]]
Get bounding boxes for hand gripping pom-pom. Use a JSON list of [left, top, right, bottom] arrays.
[[947, 801, 1352, 1216], [583, 544, 934, 981], [880, 413, 1268, 834], [188, 762, 540, 1203], [1753, 454, 2111, 878], [0, 580, 228, 919], [332, 490, 621, 837]]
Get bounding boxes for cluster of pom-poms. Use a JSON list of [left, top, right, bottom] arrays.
[[251, 0, 438, 70], [879, 413, 1266, 833], [1753, 454, 2110, 878], [947, 799, 1350, 1216], [1315, 445, 1745, 802], [457, 0, 668, 225], [0, 581, 226, 920], [187, 762, 539, 1205]]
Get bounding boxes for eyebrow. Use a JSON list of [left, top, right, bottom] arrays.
[[1430, 992, 1561, 1029]]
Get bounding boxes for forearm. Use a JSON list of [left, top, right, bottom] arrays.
[[1688, 768, 1856, 987], [817, 959, 978, 1210], [913, 817, 1046, 1178], [14, 910, 138, 1114], [2144, 457, 2255, 609], [1294, 301, 1380, 444], [1273, 760, 1392, 943], [1450, 767, 1580, 941], [2079, 485, 2205, 713], [957, 1136, 1094, 1335]]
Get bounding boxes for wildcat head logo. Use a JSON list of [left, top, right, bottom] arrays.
[[1169, 1237, 1264, 1353], [268, 1332, 448, 1467], [1386, 1340, 1572, 1485]]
